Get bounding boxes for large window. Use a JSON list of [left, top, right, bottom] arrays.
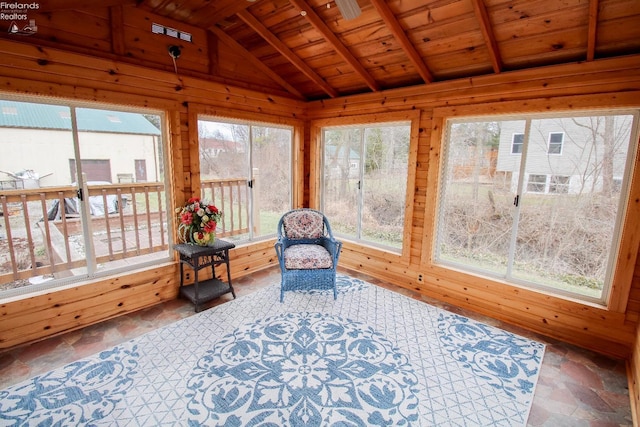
[[198, 116, 292, 243], [321, 121, 411, 252], [435, 112, 638, 303], [0, 98, 170, 297]]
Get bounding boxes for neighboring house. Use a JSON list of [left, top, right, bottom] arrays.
[[0, 100, 161, 188], [199, 137, 245, 158], [495, 117, 629, 194]]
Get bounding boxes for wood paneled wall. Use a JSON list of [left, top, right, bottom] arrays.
[[0, 37, 304, 350], [0, 30, 639, 405], [307, 55, 640, 360]]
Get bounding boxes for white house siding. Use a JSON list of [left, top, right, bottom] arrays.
[[0, 128, 158, 187], [496, 116, 632, 194]]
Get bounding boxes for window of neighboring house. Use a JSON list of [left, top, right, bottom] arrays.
[[198, 116, 292, 243], [0, 97, 170, 298], [320, 121, 411, 252], [511, 133, 524, 154], [548, 132, 564, 154], [549, 175, 570, 194], [435, 111, 638, 304], [527, 174, 547, 192]]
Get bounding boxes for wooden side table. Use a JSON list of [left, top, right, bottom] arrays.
[[173, 239, 236, 312]]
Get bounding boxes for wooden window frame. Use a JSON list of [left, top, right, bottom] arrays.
[[310, 110, 420, 266], [422, 93, 640, 314]]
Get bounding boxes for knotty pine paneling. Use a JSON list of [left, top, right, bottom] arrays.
[[1, 35, 640, 364], [23, 8, 112, 53], [308, 54, 640, 360], [0, 38, 305, 350]]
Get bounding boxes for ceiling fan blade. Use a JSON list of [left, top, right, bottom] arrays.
[[335, 0, 361, 20]]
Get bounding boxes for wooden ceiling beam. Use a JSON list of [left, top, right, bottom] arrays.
[[237, 10, 339, 98], [469, 0, 502, 74], [289, 0, 379, 92], [209, 26, 306, 100], [587, 0, 599, 61], [369, 0, 433, 84], [109, 6, 126, 56]]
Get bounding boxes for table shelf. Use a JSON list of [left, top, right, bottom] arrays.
[[179, 278, 233, 306], [174, 239, 236, 312]]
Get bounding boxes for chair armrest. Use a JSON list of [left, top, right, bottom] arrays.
[[321, 237, 342, 260]]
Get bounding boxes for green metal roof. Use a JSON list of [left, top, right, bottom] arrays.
[[0, 100, 161, 135]]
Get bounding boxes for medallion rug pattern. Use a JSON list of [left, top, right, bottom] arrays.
[[0, 275, 544, 426]]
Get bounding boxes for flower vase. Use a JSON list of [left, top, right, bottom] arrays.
[[191, 230, 215, 246]]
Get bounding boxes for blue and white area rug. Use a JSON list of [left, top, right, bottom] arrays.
[[0, 275, 544, 426]]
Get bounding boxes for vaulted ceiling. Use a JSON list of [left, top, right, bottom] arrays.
[[19, 0, 640, 100]]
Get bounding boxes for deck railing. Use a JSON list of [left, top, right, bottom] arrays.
[[0, 179, 249, 289]]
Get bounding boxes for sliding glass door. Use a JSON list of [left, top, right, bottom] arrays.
[[0, 98, 170, 297], [321, 121, 410, 251], [436, 111, 638, 303]]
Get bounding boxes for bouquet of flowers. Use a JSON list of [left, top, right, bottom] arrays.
[[176, 197, 222, 245]]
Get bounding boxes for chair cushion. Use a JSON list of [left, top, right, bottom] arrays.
[[283, 210, 324, 239], [284, 244, 333, 270]]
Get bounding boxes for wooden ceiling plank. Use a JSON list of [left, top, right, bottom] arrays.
[[210, 26, 306, 99], [110, 6, 126, 56], [369, 0, 434, 84], [469, 0, 502, 73], [587, 0, 599, 61], [38, 0, 137, 12], [237, 9, 339, 98], [288, 0, 380, 92]]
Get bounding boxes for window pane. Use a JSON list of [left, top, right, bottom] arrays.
[[436, 120, 519, 275], [76, 107, 167, 275], [527, 174, 547, 192], [199, 120, 250, 241], [512, 133, 523, 154], [549, 175, 570, 194], [0, 100, 88, 291], [548, 132, 563, 154], [323, 128, 361, 237], [512, 115, 635, 298], [198, 118, 292, 242], [361, 125, 409, 248], [251, 125, 291, 239]]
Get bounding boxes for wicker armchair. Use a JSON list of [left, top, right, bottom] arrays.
[[274, 209, 342, 302]]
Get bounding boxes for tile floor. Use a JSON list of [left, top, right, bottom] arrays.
[[0, 267, 634, 426]]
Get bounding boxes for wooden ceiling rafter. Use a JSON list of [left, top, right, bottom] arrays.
[[587, 0, 599, 61], [288, 0, 380, 92], [368, 0, 433, 84], [237, 9, 339, 98], [469, 0, 502, 74], [209, 25, 306, 99], [109, 5, 126, 56]]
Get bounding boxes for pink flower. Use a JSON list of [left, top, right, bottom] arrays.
[[180, 212, 193, 225], [204, 221, 217, 233]]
